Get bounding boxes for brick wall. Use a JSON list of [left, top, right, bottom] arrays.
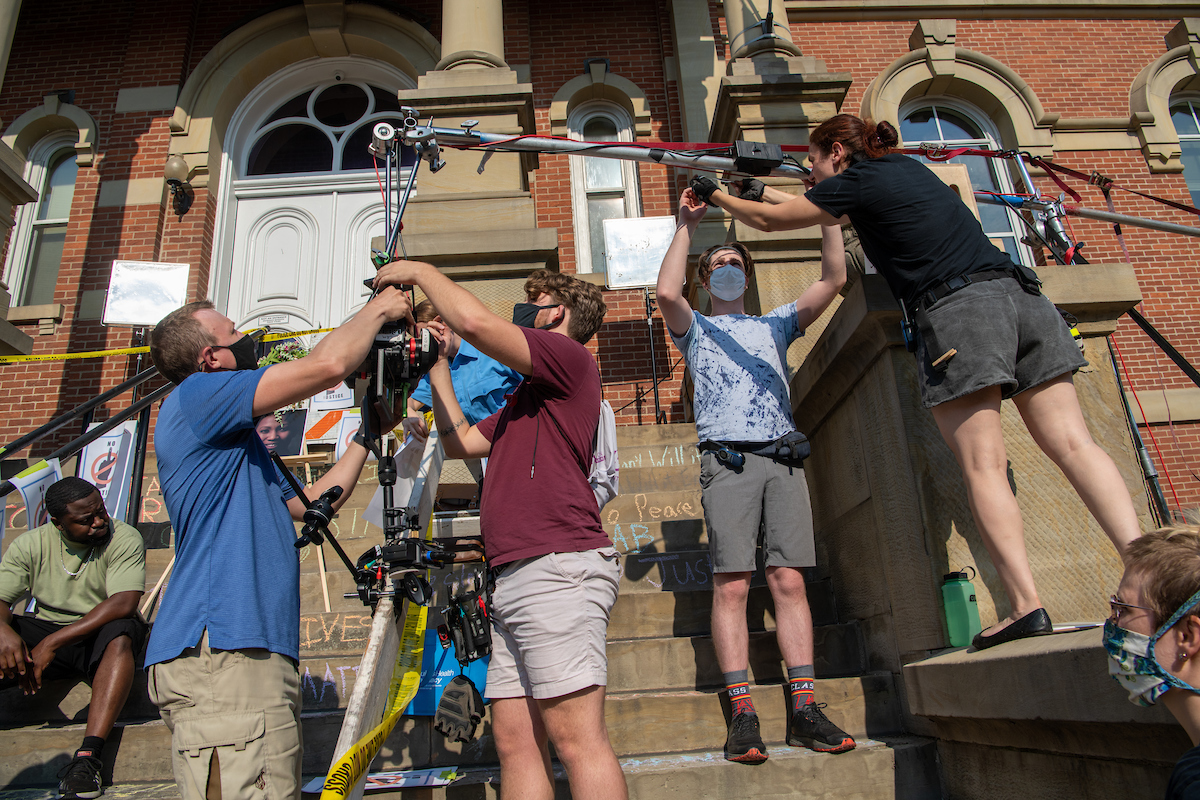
[[1, 2, 1198, 511]]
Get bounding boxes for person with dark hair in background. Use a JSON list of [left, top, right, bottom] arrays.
[[693, 113, 1141, 650], [372, 263, 626, 800], [657, 188, 850, 763], [0, 476, 146, 799], [1106, 526, 1200, 798], [145, 290, 411, 800]]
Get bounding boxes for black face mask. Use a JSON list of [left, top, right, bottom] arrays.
[[212, 334, 259, 371], [512, 302, 560, 329]]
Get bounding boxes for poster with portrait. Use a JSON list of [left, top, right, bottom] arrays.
[[11, 457, 63, 530], [77, 421, 138, 521], [255, 410, 308, 457]]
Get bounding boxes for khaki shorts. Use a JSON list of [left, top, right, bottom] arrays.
[[148, 631, 302, 800], [699, 451, 816, 573], [486, 547, 620, 701]]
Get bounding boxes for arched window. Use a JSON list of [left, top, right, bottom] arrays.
[[1170, 99, 1200, 207], [244, 82, 415, 176], [568, 102, 641, 275], [899, 102, 1034, 267], [5, 134, 78, 306]]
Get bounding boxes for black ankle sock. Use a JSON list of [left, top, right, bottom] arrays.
[[77, 736, 105, 758]]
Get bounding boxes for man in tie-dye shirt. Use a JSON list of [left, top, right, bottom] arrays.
[[656, 183, 852, 764]]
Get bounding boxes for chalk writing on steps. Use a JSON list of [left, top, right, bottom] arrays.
[[620, 444, 700, 470], [624, 551, 713, 592], [604, 493, 696, 526], [610, 523, 654, 554], [302, 661, 361, 705], [300, 612, 373, 649]]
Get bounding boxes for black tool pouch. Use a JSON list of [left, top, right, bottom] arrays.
[[913, 303, 951, 374], [1012, 263, 1043, 296], [750, 430, 811, 468]]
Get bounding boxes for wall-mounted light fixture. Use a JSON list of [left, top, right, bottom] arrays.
[[164, 154, 193, 215]]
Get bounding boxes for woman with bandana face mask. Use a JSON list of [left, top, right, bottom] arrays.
[[1107, 526, 1200, 797]]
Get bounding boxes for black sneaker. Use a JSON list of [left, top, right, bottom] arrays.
[[57, 752, 103, 799], [723, 711, 768, 763], [788, 702, 856, 754]]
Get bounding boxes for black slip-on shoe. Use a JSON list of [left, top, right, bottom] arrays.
[[971, 608, 1053, 651]]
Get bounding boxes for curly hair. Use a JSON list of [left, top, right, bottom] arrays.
[[522, 269, 607, 344], [809, 114, 900, 162], [150, 300, 217, 385], [1124, 526, 1200, 629], [697, 242, 755, 286]]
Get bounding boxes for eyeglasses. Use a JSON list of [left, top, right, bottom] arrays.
[[1109, 594, 1155, 624]]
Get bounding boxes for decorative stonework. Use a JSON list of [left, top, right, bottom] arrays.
[[862, 23, 1057, 159], [549, 66, 653, 138], [169, 4, 440, 188], [2, 94, 97, 167], [1129, 18, 1200, 173]]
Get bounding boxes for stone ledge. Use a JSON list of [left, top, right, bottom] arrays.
[[903, 627, 1176, 725]]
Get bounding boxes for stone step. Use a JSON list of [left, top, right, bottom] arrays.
[[390, 736, 940, 800], [0, 674, 901, 788], [609, 579, 838, 639], [607, 625, 865, 692], [618, 463, 701, 495], [614, 423, 698, 450]]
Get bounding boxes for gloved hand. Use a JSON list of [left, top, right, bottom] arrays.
[[434, 675, 485, 743], [689, 175, 720, 205], [732, 178, 765, 202]]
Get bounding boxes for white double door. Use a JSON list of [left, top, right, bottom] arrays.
[[224, 176, 389, 333]]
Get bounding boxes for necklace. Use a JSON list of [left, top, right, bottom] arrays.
[[59, 538, 94, 578]]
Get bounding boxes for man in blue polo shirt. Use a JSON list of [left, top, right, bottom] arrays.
[[146, 289, 412, 800]]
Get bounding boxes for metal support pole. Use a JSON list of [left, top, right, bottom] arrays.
[[1108, 339, 1171, 525], [125, 401, 152, 526], [644, 288, 664, 424]]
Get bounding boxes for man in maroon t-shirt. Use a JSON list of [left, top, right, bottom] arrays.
[[373, 263, 626, 800]]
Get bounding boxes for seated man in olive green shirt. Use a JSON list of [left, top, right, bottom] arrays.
[[0, 476, 147, 800]]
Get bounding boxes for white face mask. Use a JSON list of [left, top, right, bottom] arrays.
[[708, 264, 746, 302]]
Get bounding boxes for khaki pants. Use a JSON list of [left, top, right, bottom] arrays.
[[148, 631, 302, 799]]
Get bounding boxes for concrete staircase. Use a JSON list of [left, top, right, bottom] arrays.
[[0, 424, 941, 798]]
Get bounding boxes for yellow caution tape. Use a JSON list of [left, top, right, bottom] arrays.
[[0, 327, 336, 364], [318, 600, 427, 800], [319, 517, 435, 799]]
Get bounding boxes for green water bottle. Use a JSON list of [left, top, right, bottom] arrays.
[[942, 566, 982, 647]]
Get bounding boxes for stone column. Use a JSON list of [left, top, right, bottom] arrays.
[[436, 0, 506, 71], [0, 0, 21, 97], [722, 0, 800, 60]]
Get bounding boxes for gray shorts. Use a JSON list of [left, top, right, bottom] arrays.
[[916, 276, 1087, 408], [699, 451, 816, 573], [486, 547, 621, 700]]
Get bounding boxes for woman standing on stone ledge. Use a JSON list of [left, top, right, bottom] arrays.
[[689, 112, 1142, 650]]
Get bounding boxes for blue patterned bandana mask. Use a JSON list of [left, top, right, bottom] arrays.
[[1104, 587, 1200, 707]]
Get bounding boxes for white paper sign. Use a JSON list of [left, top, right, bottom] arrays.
[[11, 458, 63, 529], [78, 421, 138, 521], [310, 382, 355, 411], [335, 410, 372, 461]]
